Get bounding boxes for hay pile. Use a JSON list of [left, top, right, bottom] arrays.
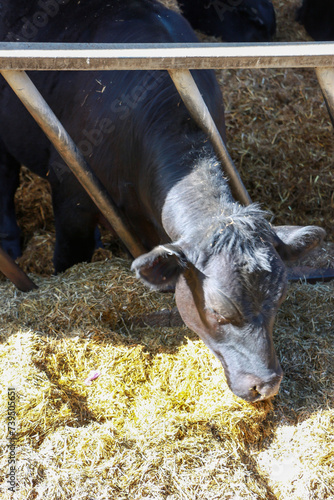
[[0, 259, 333, 499]]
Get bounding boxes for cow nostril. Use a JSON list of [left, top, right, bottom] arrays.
[[254, 377, 282, 401], [250, 385, 262, 400], [236, 372, 283, 402]]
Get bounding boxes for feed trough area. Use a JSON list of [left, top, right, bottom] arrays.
[[0, 0, 333, 499]]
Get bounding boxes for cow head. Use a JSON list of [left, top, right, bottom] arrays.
[[132, 216, 325, 402]]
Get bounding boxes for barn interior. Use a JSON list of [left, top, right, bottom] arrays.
[[0, 0, 333, 498]]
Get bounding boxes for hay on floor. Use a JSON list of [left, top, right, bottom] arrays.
[[0, 258, 333, 500]]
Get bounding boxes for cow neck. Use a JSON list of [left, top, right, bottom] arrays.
[[161, 153, 238, 246]]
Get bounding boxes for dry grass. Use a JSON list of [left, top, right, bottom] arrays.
[[0, 0, 333, 498], [0, 259, 333, 499]]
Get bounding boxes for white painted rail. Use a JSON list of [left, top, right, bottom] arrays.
[[0, 42, 334, 70]]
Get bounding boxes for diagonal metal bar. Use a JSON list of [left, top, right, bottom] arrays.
[[315, 67, 334, 127], [287, 266, 334, 283], [168, 69, 252, 206], [0, 246, 38, 291], [0, 69, 146, 260]]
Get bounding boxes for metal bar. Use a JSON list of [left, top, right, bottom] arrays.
[[169, 69, 252, 206], [0, 42, 334, 71], [0, 247, 38, 292], [0, 69, 146, 259], [315, 67, 334, 126], [287, 266, 334, 283]]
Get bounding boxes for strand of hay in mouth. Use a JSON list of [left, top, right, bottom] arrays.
[[0, 258, 333, 499]]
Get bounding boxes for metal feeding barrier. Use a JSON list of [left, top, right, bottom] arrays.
[[0, 41, 333, 290]]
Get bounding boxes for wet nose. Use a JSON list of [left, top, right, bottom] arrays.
[[251, 374, 283, 401], [235, 371, 283, 402]]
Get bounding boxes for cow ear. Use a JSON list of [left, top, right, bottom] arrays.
[[273, 225, 326, 262], [131, 244, 188, 290]]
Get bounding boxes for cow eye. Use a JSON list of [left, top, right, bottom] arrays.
[[217, 316, 229, 325], [208, 308, 230, 324]]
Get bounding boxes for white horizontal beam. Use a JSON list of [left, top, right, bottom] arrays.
[[0, 42, 334, 70]]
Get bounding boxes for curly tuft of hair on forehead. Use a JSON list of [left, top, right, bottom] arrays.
[[210, 203, 275, 272]]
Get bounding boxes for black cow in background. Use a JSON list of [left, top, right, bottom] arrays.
[[0, 0, 277, 43], [178, 0, 276, 42], [0, 0, 326, 402], [0, 1, 35, 40], [297, 0, 334, 41]]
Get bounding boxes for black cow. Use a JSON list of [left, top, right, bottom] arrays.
[[297, 0, 334, 41], [178, 0, 276, 42], [0, 0, 325, 402]]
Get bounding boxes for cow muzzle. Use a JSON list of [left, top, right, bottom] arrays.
[[229, 369, 283, 402]]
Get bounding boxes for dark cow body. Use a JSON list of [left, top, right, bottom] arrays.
[[178, 0, 276, 42], [297, 0, 334, 41], [0, 0, 325, 402]]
